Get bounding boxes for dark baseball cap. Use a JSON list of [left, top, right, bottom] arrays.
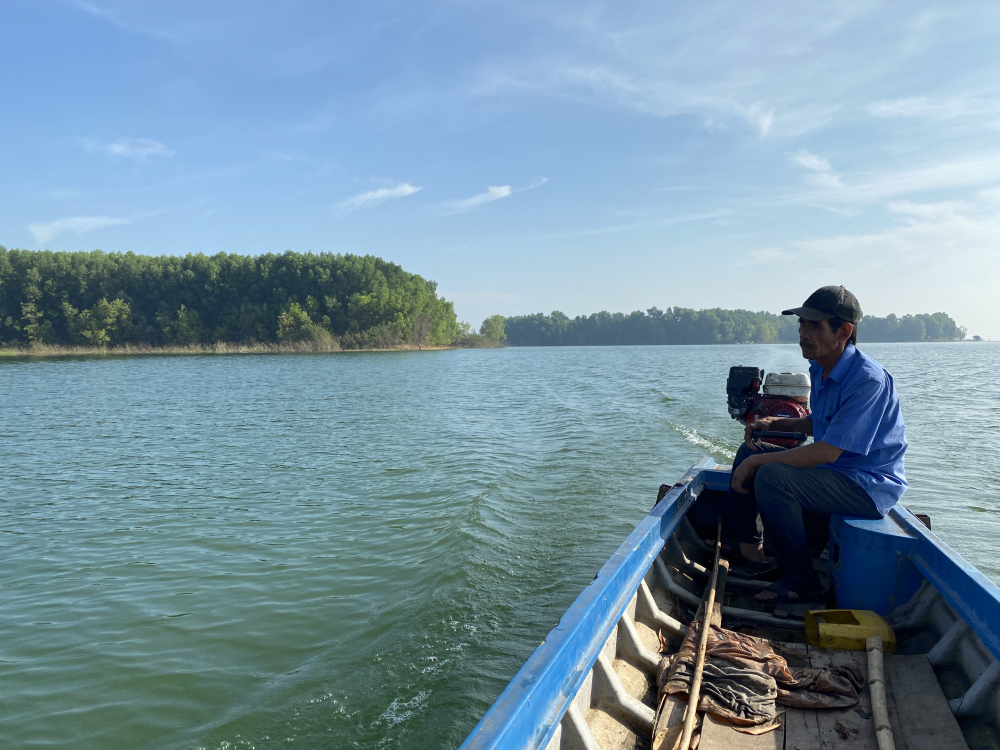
[[782, 285, 863, 324]]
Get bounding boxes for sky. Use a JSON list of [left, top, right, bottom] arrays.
[[2, 1, 999, 337]]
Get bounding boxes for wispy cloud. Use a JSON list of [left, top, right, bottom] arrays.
[[736, 102, 775, 137], [791, 150, 843, 188], [866, 95, 1000, 121], [750, 150, 1000, 219], [71, 1, 391, 76], [473, 3, 885, 138], [84, 137, 175, 160], [739, 191, 1000, 335], [336, 183, 422, 212], [73, 2, 191, 44], [795, 192, 1000, 281], [736, 246, 795, 266], [74, 2, 118, 25], [29, 216, 129, 246], [439, 178, 546, 215], [519, 209, 732, 242], [472, 2, 1000, 143], [654, 185, 707, 192], [445, 185, 511, 212], [811, 150, 1000, 207]]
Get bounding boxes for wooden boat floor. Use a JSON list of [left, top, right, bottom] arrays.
[[697, 642, 970, 750]]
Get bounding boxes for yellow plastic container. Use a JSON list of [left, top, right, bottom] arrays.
[[805, 609, 896, 653]]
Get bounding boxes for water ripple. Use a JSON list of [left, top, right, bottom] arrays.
[[0, 343, 997, 749]]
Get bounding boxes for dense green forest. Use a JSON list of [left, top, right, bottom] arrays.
[[0, 248, 460, 349], [0, 247, 967, 351], [504, 308, 966, 346]]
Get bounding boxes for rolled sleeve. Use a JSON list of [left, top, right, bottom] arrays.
[[820, 376, 887, 456]]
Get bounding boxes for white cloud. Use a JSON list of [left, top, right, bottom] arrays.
[[791, 150, 843, 188], [85, 137, 175, 160], [336, 183, 422, 212], [792, 151, 832, 173], [471, 3, 1000, 143], [736, 102, 775, 137], [473, 3, 902, 138], [866, 95, 1000, 121], [439, 178, 546, 215], [446, 185, 511, 212], [868, 97, 941, 118], [29, 216, 129, 246], [765, 150, 1000, 215], [833, 151, 1000, 203], [744, 191, 1000, 337]]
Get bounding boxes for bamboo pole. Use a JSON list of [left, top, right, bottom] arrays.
[[866, 636, 895, 750], [678, 517, 722, 750]]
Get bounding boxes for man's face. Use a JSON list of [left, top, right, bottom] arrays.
[[798, 318, 845, 360]]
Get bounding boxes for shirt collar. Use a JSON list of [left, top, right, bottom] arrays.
[[810, 343, 857, 385]]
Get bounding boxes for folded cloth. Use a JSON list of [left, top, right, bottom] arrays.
[[658, 622, 863, 728], [776, 664, 864, 709]]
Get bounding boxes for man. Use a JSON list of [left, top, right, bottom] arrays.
[[727, 285, 907, 603]]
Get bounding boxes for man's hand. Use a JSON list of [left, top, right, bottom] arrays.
[[731, 455, 760, 494], [731, 441, 845, 494], [744, 418, 778, 449]]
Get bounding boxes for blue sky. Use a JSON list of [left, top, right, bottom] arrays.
[[3, 1, 999, 337]]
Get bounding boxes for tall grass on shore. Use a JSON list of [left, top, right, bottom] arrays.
[[0, 340, 341, 357], [0, 337, 504, 358]]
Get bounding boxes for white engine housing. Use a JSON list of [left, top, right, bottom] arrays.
[[763, 372, 811, 403]]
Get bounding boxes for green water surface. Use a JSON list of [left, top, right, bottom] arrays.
[[2, 343, 998, 748]]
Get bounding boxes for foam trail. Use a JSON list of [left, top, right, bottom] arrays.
[[666, 422, 737, 460]]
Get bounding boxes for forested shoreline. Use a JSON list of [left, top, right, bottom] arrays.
[[0, 247, 968, 353], [0, 247, 467, 350], [504, 308, 967, 346]]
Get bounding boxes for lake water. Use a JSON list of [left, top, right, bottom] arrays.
[[2, 343, 998, 749]]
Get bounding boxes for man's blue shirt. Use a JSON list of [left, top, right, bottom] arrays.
[[807, 343, 907, 515]]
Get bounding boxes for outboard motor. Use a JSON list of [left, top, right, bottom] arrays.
[[726, 366, 811, 447]]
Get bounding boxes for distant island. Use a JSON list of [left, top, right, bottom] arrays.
[[504, 308, 967, 346], [0, 247, 969, 353], [0, 247, 503, 353]]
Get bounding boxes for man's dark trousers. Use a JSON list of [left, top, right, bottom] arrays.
[[729, 442, 881, 593]]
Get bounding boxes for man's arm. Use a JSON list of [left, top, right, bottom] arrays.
[[731, 441, 842, 493]]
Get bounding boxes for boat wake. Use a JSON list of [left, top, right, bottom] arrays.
[[665, 422, 736, 460]]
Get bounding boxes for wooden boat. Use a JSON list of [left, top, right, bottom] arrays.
[[458, 458, 1000, 750]]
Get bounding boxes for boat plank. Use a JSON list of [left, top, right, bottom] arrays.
[[650, 695, 686, 750], [782, 648, 877, 750], [782, 706, 822, 750], [698, 713, 783, 750], [884, 654, 970, 750]]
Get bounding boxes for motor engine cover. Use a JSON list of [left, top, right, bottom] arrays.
[[727, 365, 811, 447]]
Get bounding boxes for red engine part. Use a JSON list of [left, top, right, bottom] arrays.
[[746, 397, 810, 422], [743, 397, 810, 447]]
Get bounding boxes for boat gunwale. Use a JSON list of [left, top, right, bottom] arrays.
[[456, 457, 717, 750], [888, 505, 1000, 661]]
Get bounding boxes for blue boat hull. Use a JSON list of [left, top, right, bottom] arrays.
[[458, 459, 1000, 750]]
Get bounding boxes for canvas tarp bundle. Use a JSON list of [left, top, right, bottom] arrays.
[[657, 622, 864, 730]]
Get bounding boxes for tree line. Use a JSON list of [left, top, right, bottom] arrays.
[[0, 246, 965, 350], [0, 247, 465, 349], [503, 308, 967, 346]]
